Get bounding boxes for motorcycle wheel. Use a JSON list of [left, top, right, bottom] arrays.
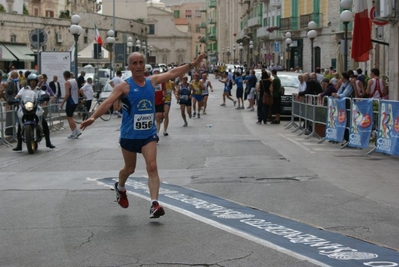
[[24, 125, 36, 154]]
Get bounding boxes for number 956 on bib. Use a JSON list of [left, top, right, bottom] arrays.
[[134, 114, 154, 130]]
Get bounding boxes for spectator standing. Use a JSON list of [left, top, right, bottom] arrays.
[[245, 70, 257, 111], [49, 75, 62, 102], [298, 73, 323, 97], [366, 68, 387, 99], [233, 72, 244, 109], [80, 77, 94, 113], [4, 71, 20, 135], [317, 78, 337, 100], [297, 74, 307, 93], [271, 69, 282, 124], [77, 71, 86, 90], [110, 70, 124, 117], [256, 71, 272, 124]]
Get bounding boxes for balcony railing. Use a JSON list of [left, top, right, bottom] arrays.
[[280, 17, 299, 31], [300, 13, 323, 28], [199, 22, 207, 28], [248, 16, 262, 28], [257, 27, 270, 38]]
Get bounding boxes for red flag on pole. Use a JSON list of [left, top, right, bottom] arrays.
[[351, 0, 372, 62], [94, 24, 103, 47]]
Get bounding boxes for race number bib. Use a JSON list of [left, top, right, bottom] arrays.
[[134, 113, 154, 130], [180, 95, 188, 100]]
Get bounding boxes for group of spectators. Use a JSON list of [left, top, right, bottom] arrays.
[[295, 67, 388, 101]]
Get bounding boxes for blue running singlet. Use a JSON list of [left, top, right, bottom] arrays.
[[120, 77, 157, 139]]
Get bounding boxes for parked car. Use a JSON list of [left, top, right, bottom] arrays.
[[99, 82, 113, 100], [278, 72, 300, 116]]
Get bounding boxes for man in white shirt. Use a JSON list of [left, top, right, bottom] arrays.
[[297, 74, 307, 93], [110, 70, 123, 117], [80, 77, 94, 113]]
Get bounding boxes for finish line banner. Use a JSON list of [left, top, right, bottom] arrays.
[[376, 101, 399, 156], [349, 100, 373, 148], [325, 97, 347, 142]]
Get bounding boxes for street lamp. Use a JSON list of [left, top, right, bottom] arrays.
[[249, 40, 254, 66], [127, 36, 133, 54], [307, 21, 317, 72], [239, 42, 243, 64], [69, 14, 83, 79], [135, 39, 141, 52], [233, 45, 236, 64], [340, 0, 353, 72], [106, 30, 115, 78], [285, 32, 292, 71], [227, 46, 230, 63], [222, 48, 225, 63], [142, 41, 146, 61]]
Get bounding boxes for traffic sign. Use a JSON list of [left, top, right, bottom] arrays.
[[370, 6, 389, 26], [30, 29, 48, 49]]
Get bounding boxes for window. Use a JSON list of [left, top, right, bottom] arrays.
[[174, 10, 180, 18], [34, 7, 39, 16], [185, 10, 192, 18], [196, 25, 200, 33], [148, 24, 155, 35], [10, 34, 16, 42], [45, 10, 54, 17], [195, 10, 201, 18], [84, 36, 88, 44]]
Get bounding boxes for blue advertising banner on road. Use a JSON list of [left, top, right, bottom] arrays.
[[325, 97, 347, 142], [349, 99, 373, 148], [376, 101, 399, 156], [93, 177, 399, 267]]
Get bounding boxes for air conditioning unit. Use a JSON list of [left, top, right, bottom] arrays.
[[375, 0, 396, 21], [56, 33, 63, 43]]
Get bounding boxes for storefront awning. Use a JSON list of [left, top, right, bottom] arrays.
[[0, 44, 17, 61], [4, 44, 35, 62]]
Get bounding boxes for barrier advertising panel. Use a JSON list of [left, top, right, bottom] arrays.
[[325, 97, 347, 142], [376, 101, 399, 156], [349, 99, 373, 148]]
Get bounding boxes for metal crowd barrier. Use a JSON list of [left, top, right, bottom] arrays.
[[285, 95, 394, 156], [0, 97, 65, 147]]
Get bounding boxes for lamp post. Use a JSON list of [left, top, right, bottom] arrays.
[[239, 42, 243, 64], [222, 48, 225, 63], [307, 21, 317, 72], [233, 45, 236, 64], [106, 30, 115, 78], [227, 46, 230, 63], [249, 40, 254, 67], [285, 32, 292, 71], [148, 45, 152, 63], [142, 41, 146, 61], [69, 14, 83, 79], [340, 0, 353, 72]]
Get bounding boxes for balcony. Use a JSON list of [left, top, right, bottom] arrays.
[[280, 17, 299, 31], [300, 13, 323, 28], [208, 34, 217, 41], [269, 29, 281, 39], [248, 16, 262, 28], [199, 22, 207, 28], [200, 9, 207, 13], [242, 0, 250, 3], [209, 0, 216, 8], [270, 0, 281, 7], [208, 19, 217, 25], [257, 27, 270, 38]]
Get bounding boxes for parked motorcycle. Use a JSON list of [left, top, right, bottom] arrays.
[[11, 89, 50, 154]]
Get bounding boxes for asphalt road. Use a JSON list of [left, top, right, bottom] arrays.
[[0, 74, 398, 267]]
